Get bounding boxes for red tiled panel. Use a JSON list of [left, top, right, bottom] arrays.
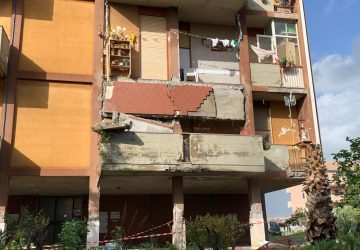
[[104, 82, 175, 115], [170, 85, 212, 115]]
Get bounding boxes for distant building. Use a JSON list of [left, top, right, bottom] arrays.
[[286, 162, 342, 213]]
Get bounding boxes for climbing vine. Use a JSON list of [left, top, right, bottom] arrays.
[[98, 130, 111, 158]]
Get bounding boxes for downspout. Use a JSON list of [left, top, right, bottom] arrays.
[[0, 0, 18, 167], [298, 0, 321, 144]]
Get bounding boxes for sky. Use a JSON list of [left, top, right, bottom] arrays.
[[266, 0, 360, 217]]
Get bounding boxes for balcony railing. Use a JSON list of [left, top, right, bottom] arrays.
[[288, 143, 308, 171], [0, 26, 10, 78]]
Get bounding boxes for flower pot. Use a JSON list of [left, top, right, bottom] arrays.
[[280, 60, 287, 68]]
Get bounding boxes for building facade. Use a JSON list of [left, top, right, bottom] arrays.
[[287, 162, 342, 214], [0, 0, 320, 248]]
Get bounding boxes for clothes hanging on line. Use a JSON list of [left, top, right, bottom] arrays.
[[210, 38, 219, 47], [250, 45, 279, 63]]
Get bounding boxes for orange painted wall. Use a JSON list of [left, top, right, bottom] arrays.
[[270, 101, 300, 145], [19, 0, 94, 75], [11, 80, 92, 169], [110, 3, 140, 78], [0, 0, 12, 36]]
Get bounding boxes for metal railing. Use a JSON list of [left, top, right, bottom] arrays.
[[288, 143, 308, 171]]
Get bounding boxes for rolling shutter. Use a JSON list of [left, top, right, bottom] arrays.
[[140, 15, 167, 80]]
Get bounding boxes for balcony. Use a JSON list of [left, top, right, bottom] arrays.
[[101, 132, 265, 173], [101, 131, 310, 176], [264, 143, 308, 175], [250, 63, 304, 88], [0, 26, 10, 78]]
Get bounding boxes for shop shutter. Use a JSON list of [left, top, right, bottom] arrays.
[[140, 15, 167, 80]]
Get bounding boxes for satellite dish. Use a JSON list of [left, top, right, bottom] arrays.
[[284, 93, 296, 107]]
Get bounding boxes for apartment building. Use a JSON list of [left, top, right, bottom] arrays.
[[0, 0, 320, 248], [287, 162, 342, 214]]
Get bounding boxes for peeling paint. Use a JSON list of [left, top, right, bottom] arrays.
[[105, 86, 114, 100]]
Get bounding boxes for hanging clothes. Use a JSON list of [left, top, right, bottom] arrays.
[[250, 45, 279, 63], [230, 39, 239, 48], [210, 38, 219, 47], [220, 39, 230, 47]]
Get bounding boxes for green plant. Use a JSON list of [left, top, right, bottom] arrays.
[[186, 214, 250, 250], [334, 205, 360, 249], [301, 239, 338, 250], [111, 226, 125, 250], [4, 207, 49, 250], [98, 130, 111, 158], [333, 137, 360, 208], [58, 219, 88, 249], [0, 230, 6, 250]]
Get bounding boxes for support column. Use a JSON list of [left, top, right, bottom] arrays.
[[0, 171, 8, 232], [86, 175, 100, 247], [248, 179, 266, 248], [172, 176, 186, 250], [238, 11, 255, 136]]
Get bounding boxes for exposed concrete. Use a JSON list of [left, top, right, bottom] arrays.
[[87, 216, 100, 247], [172, 176, 186, 250], [87, 175, 100, 247], [250, 63, 281, 87], [126, 115, 173, 133], [189, 134, 264, 170], [0, 171, 8, 232], [188, 92, 217, 118], [246, 0, 274, 11], [213, 87, 245, 120], [248, 179, 267, 248], [102, 132, 183, 165], [264, 145, 289, 171]]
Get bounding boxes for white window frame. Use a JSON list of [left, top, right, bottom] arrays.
[[256, 34, 273, 63]]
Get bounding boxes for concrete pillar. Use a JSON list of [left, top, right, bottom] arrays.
[[86, 175, 100, 247], [172, 176, 186, 250], [261, 193, 269, 241], [0, 171, 9, 232], [248, 179, 266, 248]]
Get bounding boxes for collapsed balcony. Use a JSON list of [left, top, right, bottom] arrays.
[[100, 131, 310, 175]]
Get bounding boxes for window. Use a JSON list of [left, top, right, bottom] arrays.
[[255, 21, 301, 66], [273, 21, 301, 66]]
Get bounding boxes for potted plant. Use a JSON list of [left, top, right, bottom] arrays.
[[280, 57, 287, 68]]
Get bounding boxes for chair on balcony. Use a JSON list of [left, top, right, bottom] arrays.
[[184, 68, 199, 82]]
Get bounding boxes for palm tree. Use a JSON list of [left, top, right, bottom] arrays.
[[303, 144, 336, 243]]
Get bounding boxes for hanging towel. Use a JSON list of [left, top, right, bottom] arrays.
[[210, 38, 219, 47], [250, 45, 279, 63], [220, 39, 230, 47]]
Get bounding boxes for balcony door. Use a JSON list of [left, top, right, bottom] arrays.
[[140, 15, 168, 80]]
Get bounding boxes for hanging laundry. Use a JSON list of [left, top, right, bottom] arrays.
[[220, 39, 230, 47], [230, 39, 239, 48], [210, 38, 219, 47], [250, 45, 279, 63]]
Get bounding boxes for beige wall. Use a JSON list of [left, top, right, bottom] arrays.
[[287, 164, 341, 213], [11, 80, 92, 169], [270, 101, 300, 145], [110, 3, 140, 78], [0, 0, 12, 36], [190, 23, 238, 70], [19, 0, 95, 75]]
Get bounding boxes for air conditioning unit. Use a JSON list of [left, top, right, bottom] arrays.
[[0, 26, 10, 78]]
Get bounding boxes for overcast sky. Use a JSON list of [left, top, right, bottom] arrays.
[[266, 0, 360, 217]]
